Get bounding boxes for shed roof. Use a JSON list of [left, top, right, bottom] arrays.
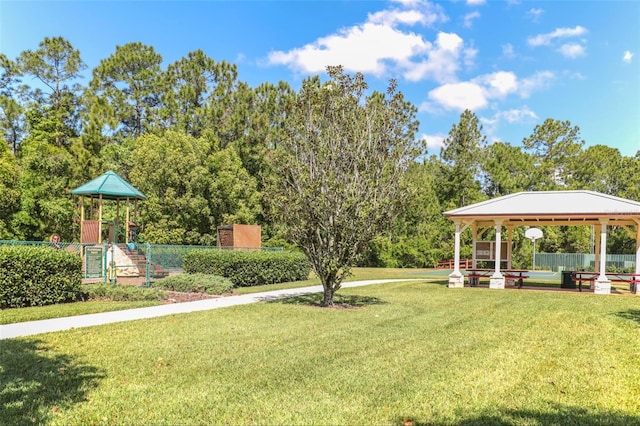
[[444, 191, 640, 226], [71, 170, 146, 200]]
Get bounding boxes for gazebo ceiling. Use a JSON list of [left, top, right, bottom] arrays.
[[444, 191, 640, 227], [71, 170, 146, 201]]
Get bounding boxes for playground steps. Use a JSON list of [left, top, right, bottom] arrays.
[[118, 245, 170, 279]]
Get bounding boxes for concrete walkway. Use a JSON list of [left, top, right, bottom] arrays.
[[0, 279, 415, 340]]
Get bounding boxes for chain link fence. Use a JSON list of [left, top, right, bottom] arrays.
[[0, 240, 283, 287], [535, 253, 636, 272]]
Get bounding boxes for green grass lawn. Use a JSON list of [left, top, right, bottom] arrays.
[[231, 267, 440, 294], [0, 268, 441, 325], [0, 301, 161, 325], [2, 280, 639, 425]]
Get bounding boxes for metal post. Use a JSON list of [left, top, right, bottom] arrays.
[[103, 241, 107, 284], [145, 243, 151, 287]]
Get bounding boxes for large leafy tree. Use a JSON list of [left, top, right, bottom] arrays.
[[0, 140, 20, 238], [13, 137, 75, 240], [437, 109, 486, 208], [129, 131, 261, 245], [522, 118, 583, 189], [0, 54, 23, 153], [618, 153, 640, 201], [480, 141, 537, 197], [160, 50, 237, 138], [90, 42, 162, 139], [0, 53, 21, 96], [0, 96, 23, 154], [17, 37, 85, 147], [568, 144, 624, 194], [266, 66, 422, 306]]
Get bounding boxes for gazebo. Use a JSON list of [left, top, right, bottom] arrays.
[[71, 171, 147, 245], [444, 190, 640, 295]]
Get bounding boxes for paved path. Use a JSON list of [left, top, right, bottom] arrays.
[[0, 279, 415, 340]]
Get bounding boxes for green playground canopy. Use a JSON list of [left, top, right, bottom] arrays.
[[71, 170, 146, 200]]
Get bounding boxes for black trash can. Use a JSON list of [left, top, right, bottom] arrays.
[[561, 271, 576, 289]]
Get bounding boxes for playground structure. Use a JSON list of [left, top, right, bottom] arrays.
[[70, 171, 167, 282], [71, 170, 146, 246], [67, 171, 270, 285]]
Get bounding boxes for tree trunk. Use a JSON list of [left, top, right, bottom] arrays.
[[321, 285, 335, 307]]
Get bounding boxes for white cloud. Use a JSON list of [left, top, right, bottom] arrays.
[[502, 43, 515, 59], [527, 8, 544, 22], [428, 81, 488, 111], [558, 43, 586, 58], [421, 133, 446, 151], [463, 45, 478, 68], [427, 70, 555, 112], [369, 5, 447, 27], [463, 11, 481, 28], [267, 1, 455, 79], [518, 70, 555, 98], [402, 32, 467, 83], [480, 107, 538, 143], [623, 50, 634, 63], [496, 106, 538, 123], [427, 71, 517, 112], [466, 0, 486, 5], [268, 23, 430, 76], [528, 26, 587, 47], [477, 71, 518, 97]]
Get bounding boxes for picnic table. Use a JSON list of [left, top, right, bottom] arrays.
[[466, 269, 529, 288], [572, 271, 639, 293]]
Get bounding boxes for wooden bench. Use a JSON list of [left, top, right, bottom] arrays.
[[467, 269, 529, 288], [572, 272, 640, 293], [504, 271, 529, 288]]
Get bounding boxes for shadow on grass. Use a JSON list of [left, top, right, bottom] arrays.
[[270, 293, 387, 308], [395, 404, 640, 425], [0, 339, 104, 424], [616, 309, 640, 325]]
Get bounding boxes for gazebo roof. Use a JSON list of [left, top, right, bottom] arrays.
[[71, 170, 146, 200], [444, 190, 640, 226]]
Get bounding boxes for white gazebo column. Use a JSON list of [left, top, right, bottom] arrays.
[[634, 220, 640, 295], [595, 218, 611, 295], [471, 224, 478, 269], [507, 226, 514, 270], [594, 223, 601, 277], [448, 220, 465, 288], [490, 220, 505, 289]]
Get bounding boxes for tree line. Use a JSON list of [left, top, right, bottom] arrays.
[[1, 37, 639, 268]]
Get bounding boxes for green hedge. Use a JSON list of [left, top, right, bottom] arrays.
[[0, 246, 82, 308], [84, 284, 166, 302], [183, 250, 310, 287], [152, 273, 233, 295]]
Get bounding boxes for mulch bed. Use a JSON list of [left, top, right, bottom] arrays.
[[161, 291, 219, 304]]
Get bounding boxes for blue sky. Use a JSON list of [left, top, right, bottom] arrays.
[[2, 0, 639, 156]]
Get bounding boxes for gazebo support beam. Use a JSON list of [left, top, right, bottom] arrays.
[[448, 219, 465, 288], [507, 226, 513, 270], [595, 218, 611, 295], [126, 198, 130, 245], [634, 219, 640, 281], [98, 194, 103, 244], [490, 220, 505, 289]]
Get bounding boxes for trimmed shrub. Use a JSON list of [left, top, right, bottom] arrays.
[[183, 250, 310, 287], [83, 284, 166, 302], [0, 245, 82, 308], [152, 273, 233, 295]]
